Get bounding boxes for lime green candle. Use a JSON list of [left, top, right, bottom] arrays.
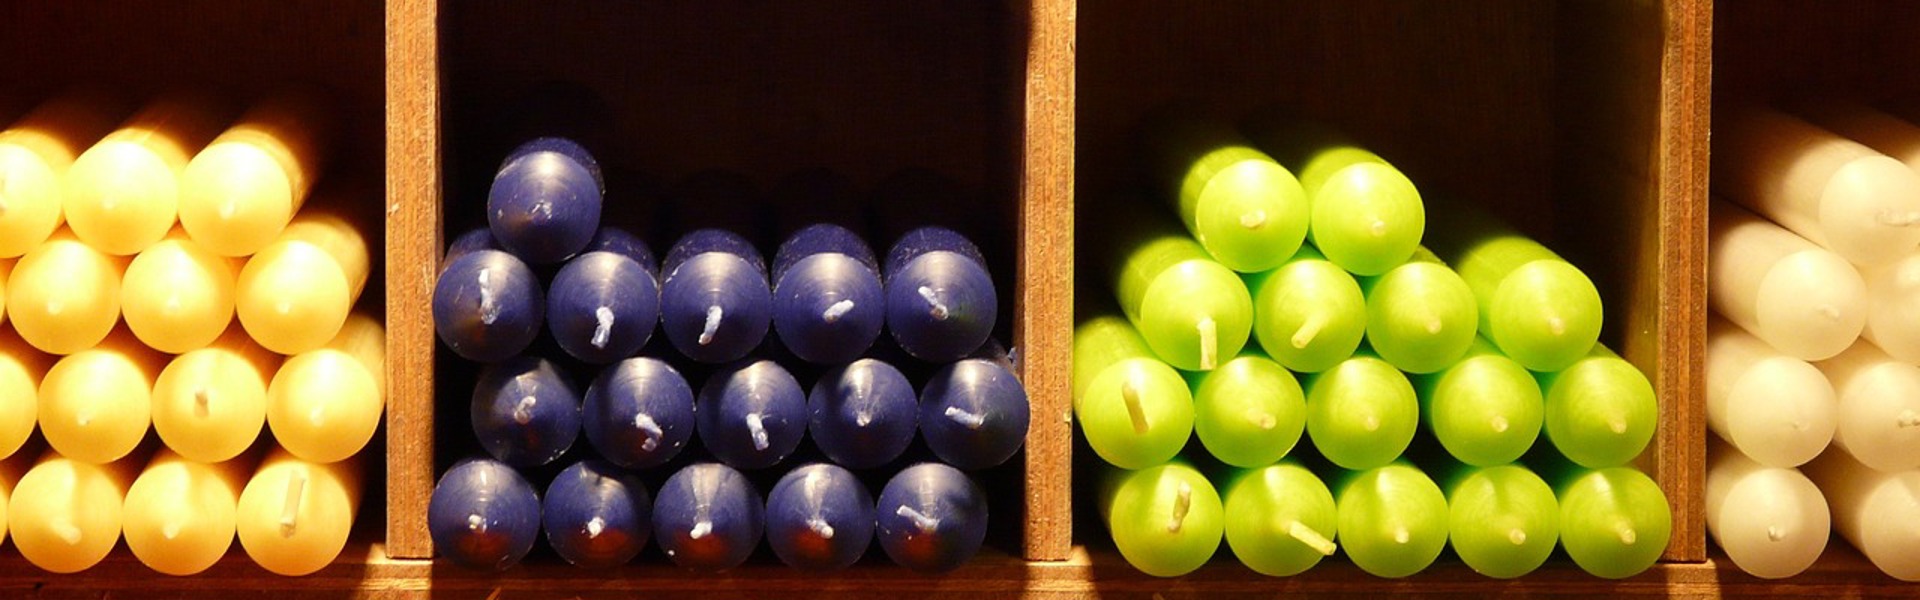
[[1221, 461, 1338, 576], [1188, 350, 1306, 468], [1103, 202, 1254, 372], [1413, 337, 1544, 466], [1440, 463, 1559, 579], [1244, 245, 1367, 373], [1102, 462, 1224, 577], [1551, 466, 1671, 579], [1241, 122, 1424, 277], [1303, 354, 1417, 470], [1335, 462, 1449, 578], [1361, 247, 1478, 374], [1537, 344, 1657, 468], [1427, 213, 1603, 372], [1073, 315, 1194, 469], [1142, 112, 1309, 273]]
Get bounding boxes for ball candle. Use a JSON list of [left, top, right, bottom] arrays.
[[1425, 213, 1604, 372], [1104, 212, 1254, 372], [1708, 199, 1867, 361], [235, 450, 361, 576], [8, 228, 125, 354], [1333, 462, 1449, 578], [1188, 350, 1305, 468], [920, 358, 1030, 470], [1242, 121, 1424, 276], [121, 228, 238, 353], [9, 450, 141, 573], [433, 249, 544, 363], [236, 206, 370, 354], [1537, 344, 1658, 468], [38, 329, 161, 464], [1302, 353, 1418, 471], [0, 91, 128, 258], [1071, 315, 1194, 469], [581, 357, 695, 469], [1439, 463, 1559, 579], [1551, 466, 1671, 579], [1803, 447, 1920, 580], [1140, 110, 1308, 272], [548, 250, 660, 364], [1706, 439, 1829, 579], [64, 92, 233, 256], [767, 463, 875, 571], [178, 89, 331, 257], [1715, 106, 1920, 266], [808, 358, 917, 469], [1100, 462, 1221, 577], [774, 224, 885, 365], [697, 359, 807, 470], [1360, 247, 1479, 374], [1220, 461, 1338, 577], [879, 462, 991, 573], [661, 229, 773, 364], [427, 457, 541, 570], [1814, 340, 1920, 472], [1244, 244, 1366, 373], [123, 449, 254, 576], [487, 137, 604, 264], [151, 326, 280, 463], [884, 226, 998, 363], [472, 356, 581, 467], [1705, 316, 1837, 468], [543, 459, 651, 569], [1413, 337, 1545, 467], [268, 313, 385, 463], [653, 462, 765, 571], [1859, 253, 1920, 363], [0, 329, 50, 458]]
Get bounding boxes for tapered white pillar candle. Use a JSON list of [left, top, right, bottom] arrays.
[[1714, 105, 1920, 266], [1709, 199, 1866, 361], [1706, 439, 1829, 579], [1816, 340, 1920, 472], [1705, 315, 1837, 468], [64, 92, 232, 256], [1803, 448, 1920, 581]]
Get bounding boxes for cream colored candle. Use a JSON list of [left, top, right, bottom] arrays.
[[64, 92, 233, 256], [0, 328, 49, 458], [1795, 100, 1920, 172], [1856, 253, 1920, 363], [9, 450, 142, 573], [179, 90, 331, 257], [0, 91, 127, 258], [123, 449, 255, 576], [0, 450, 34, 546], [1713, 106, 1920, 266], [38, 329, 162, 464], [1706, 439, 1829, 579], [1817, 340, 1920, 472], [236, 206, 370, 354], [8, 228, 127, 354], [1708, 199, 1866, 361], [235, 449, 361, 576], [1705, 316, 1837, 468], [152, 325, 280, 463], [122, 227, 239, 353], [1803, 448, 1920, 581], [267, 313, 383, 463]]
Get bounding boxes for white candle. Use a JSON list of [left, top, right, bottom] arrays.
[[1705, 315, 1837, 468], [1714, 105, 1920, 266], [1857, 253, 1920, 363], [1709, 198, 1866, 361], [1803, 448, 1920, 581], [1794, 100, 1920, 172], [1706, 439, 1830, 579], [1816, 340, 1920, 472]]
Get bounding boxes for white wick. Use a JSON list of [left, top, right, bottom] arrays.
[[945, 406, 987, 430], [586, 516, 606, 539], [918, 286, 950, 321], [1122, 378, 1150, 434], [477, 268, 500, 325], [1767, 525, 1785, 542], [591, 306, 615, 349], [1168, 482, 1193, 533], [162, 520, 182, 541], [1608, 415, 1629, 434], [1198, 317, 1218, 370], [1286, 521, 1337, 556], [280, 471, 307, 537], [896, 505, 940, 532], [1252, 412, 1276, 430], [1616, 521, 1638, 545], [1490, 415, 1510, 433], [194, 388, 212, 417], [1509, 529, 1528, 545], [1423, 316, 1444, 335], [1816, 304, 1842, 320], [746, 413, 770, 451], [689, 520, 712, 540], [821, 300, 856, 323], [512, 396, 538, 425], [1877, 210, 1920, 226], [633, 413, 663, 452], [854, 410, 874, 427], [808, 517, 836, 540], [219, 198, 238, 220], [1239, 210, 1268, 229], [1291, 314, 1326, 349], [1899, 410, 1920, 428], [1392, 527, 1411, 544], [1370, 220, 1389, 237], [467, 514, 487, 532], [1546, 315, 1567, 336], [699, 305, 724, 346]]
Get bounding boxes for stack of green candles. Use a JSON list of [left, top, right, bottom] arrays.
[[1077, 111, 1666, 580]]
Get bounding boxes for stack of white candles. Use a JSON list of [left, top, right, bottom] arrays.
[[1709, 101, 1920, 580]]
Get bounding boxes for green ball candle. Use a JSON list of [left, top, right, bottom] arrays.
[[1073, 315, 1195, 469], [1240, 118, 1423, 276], [1188, 350, 1306, 468], [1427, 213, 1603, 372], [1245, 244, 1367, 373], [1414, 337, 1545, 466], [1222, 462, 1339, 576], [1441, 463, 1559, 579], [1073, 314, 1159, 405], [1102, 462, 1224, 578], [1142, 112, 1309, 273], [1538, 344, 1657, 468], [1361, 247, 1479, 374], [1104, 204, 1255, 372], [1335, 462, 1449, 578], [1552, 466, 1671, 579], [1303, 354, 1418, 470]]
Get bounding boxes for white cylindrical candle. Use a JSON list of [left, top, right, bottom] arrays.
[[235, 449, 361, 576], [8, 228, 128, 355], [1803, 448, 1920, 581], [1816, 340, 1920, 473], [1713, 105, 1920, 266], [1706, 439, 1830, 579], [123, 449, 256, 576], [1795, 100, 1920, 173], [1708, 198, 1866, 361], [1858, 253, 1920, 363], [1705, 315, 1837, 468]]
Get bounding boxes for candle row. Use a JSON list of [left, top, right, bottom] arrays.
[[429, 457, 986, 572]]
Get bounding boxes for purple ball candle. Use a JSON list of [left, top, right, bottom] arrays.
[[434, 249, 545, 363], [472, 356, 581, 467], [766, 463, 875, 571], [920, 358, 1030, 470], [653, 462, 765, 571], [543, 459, 651, 569], [428, 457, 542, 570], [661, 229, 773, 364], [876, 462, 989, 572], [445, 227, 503, 265], [487, 137, 604, 264], [884, 227, 998, 362], [583, 226, 658, 269], [582, 357, 696, 469], [548, 251, 660, 364], [808, 358, 918, 469], [771, 224, 885, 365], [697, 359, 807, 470]]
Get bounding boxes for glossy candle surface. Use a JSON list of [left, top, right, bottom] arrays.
[[1303, 354, 1417, 470], [1428, 219, 1603, 372], [697, 359, 807, 470], [653, 462, 764, 571], [428, 457, 541, 570], [235, 452, 361, 576], [1804, 447, 1920, 581], [1538, 345, 1658, 468], [151, 326, 279, 463], [1707, 441, 1829, 579], [773, 224, 884, 365], [543, 460, 651, 569], [0, 92, 126, 258], [1110, 220, 1253, 372], [1709, 199, 1866, 361], [488, 137, 603, 264], [9, 229, 124, 354], [178, 90, 329, 257], [64, 93, 231, 256], [1706, 316, 1836, 468], [1221, 462, 1338, 577], [884, 227, 998, 362], [1816, 340, 1920, 472], [9, 452, 139, 573], [0, 329, 48, 457], [236, 207, 371, 354], [1442, 464, 1559, 579], [878, 463, 990, 573], [1101, 462, 1222, 578], [661, 229, 772, 364], [808, 358, 917, 469], [1071, 315, 1193, 469], [472, 356, 581, 467], [920, 358, 1030, 470], [1190, 351, 1305, 467], [1553, 466, 1671, 579], [1336, 463, 1449, 578], [581, 357, 695, 469], [1715, 106, 1920, 266], [1360, 248, 1478, 374], [1245, 121, 1424, 276], [123, 450, 251, 576], [1414, 337, 1545, 467], [767, 463, 875, 571], [121, 228, 237, 353], [548, 250, 660, 364], [38, 331, 160, 464], [1244, 245, 1367, 372], [1143, 111, 1308, 272], [434, 249, 544, 363], [267, 313, 384, 463]]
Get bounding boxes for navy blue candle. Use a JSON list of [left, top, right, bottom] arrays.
[[771, 224, 885, 365], [808, 358, 917, 469], [445, 227, 502, 265], [548, 251, 660, 364], [428, 457, 542, 570], [653, 462, 765, 571], [434, 249, 545, 363], [471, 356, 581, 467], [582, 357, 696, 469], [766, 463, 874, 571], [875, 463, 989, 572], [697, 359, 807, 470], [487, 137, 605, 264], [661, 229, 773, 364], [884, 227, 998, 363], [583, 226, 658, 269], [543, 460, 652, 569], [919, 358, 1030, 470]]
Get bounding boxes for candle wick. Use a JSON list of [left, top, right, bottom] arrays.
[[1508, 528, 1528, 545], [1423, 316, 1443, 335], [164, 294, 183, 315], [512, 395, 538, 425], [586, 516, 605, 539], [1370, 219, 1389, 237], [1546, 315, 1567, 336], [280, 471, 307, 538], [746, 412, 770, 451], [1197, 317, 1218, 370], [1239, 210, 1268, 229], [194, 388, 213, 417], [1899, 410, 1920, 429], [1490, 415, 1510, 433], [219, 198, 238, 220], [44, 299, 63, 316], [51, 519, 82, 545], [689, 520, 713, 540], [1251, 412, 1276, 430], [699, 305, 723, 346], [1168, 482, 1193, 533], [162, 520, 182, 541], [944, 406, 987, 430], [633, 413, 663, 452], [854, 409, 874, 427], [1615, 521, 1638, 545], [1392, 526, 1410, 545], [477, 268, 500, 325], [591, 306, 615, 349], [1767, 525, 1785, 542], [1607, 415, 1629, 434], [467, 514, 487, 533], [1121, 377, 1151, 434], [531, 200, 553, 219], [1876, 209, 1920, 227], [1788, 418, 1810, 432], [75, 410, 92, 428], [821, 299, 856, 324], [309, 403, 327, 427], [1815, 304, 1842, 321], [275, 300, 295, 317], [917, 286, 951, 321], [1291, 314, 1326, 349], [1285, 521, 1338, 556], [896, 505, 940, 533], [1361, 412, 1380, 432], [807, 517, 836, 540]]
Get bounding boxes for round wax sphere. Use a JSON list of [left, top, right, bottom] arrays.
[[884, 227, 998, 363], [1414, 337, 1544, 467], [1078, 357, 1193, 469], [1554, 467, 1671, 579], [1361, 251, 1478, 374], [1221, 462, 1337, 577], [487, 137, 603, 264], [1114, 233, 1253, 372], [121, 229, 236, 353], [1335, 463, 1448, 578], [1708, 199, 1867, 361], [1142, 111, 1307, 272], [1100, 462, 1221, 578], [1443, 464, 1559, 579], [920, 358, 1030, 470], [661, 229, 772, 364], [654, 462, 764, 571], [235, 210, 370, 354], [471, 356, 581, 467], [774, 224, 884, 365], [151, 327, 278, 463], [434, 249, 545, 363], [65, 93, 230, 256], [697, 359, 807, 470], [543, 460, 651, 569], [1303, 354, 1417, 471], [9, 229, 123, 354], [1245, 245, 1366, 372], [1816, 340, 1920, 472], [0, 92, 127, 258], [123, 450, 249, 576], [38, 331, 160, 464], [767, 463, 874, 571], [1803, 446, 1920, 581], [267, 314, 384, 463], [808, 358, 917, 470], [10, 452, 138, 574], [235, 452, 361, 576], [1190, 351, 1305, 468], [1307, 164, 1425, 277], [581, 357, 695, 469], [428, 457, 541, 570], [177, 90, 329, 257], [878, 463, 990, 573], [548, 251, 660, 364], [1538, 346, 1658, 468]]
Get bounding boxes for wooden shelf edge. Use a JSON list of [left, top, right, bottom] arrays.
[[382, 0, 441, 560]]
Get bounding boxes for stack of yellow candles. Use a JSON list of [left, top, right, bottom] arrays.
[[0, 91, 375, 576]]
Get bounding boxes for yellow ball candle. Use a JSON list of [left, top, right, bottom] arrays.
[[38, 329, 162, 464], [236, 206, 370, 354], [0, 328, 51, 458], [123, 449, 256, 576], [179, 90, 331, 257], [122, 227, 240, 353], [64, 92, 233, 256], [268, 313, 384, 463], [8, 228, 126, 354], [152, 325, 281, 463], [0, 91, 128, 258], [9, 450, 142, 573], [236, 449, 362, 576]]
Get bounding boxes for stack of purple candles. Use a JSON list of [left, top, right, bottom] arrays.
[[425, 137, 1030, 572]]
